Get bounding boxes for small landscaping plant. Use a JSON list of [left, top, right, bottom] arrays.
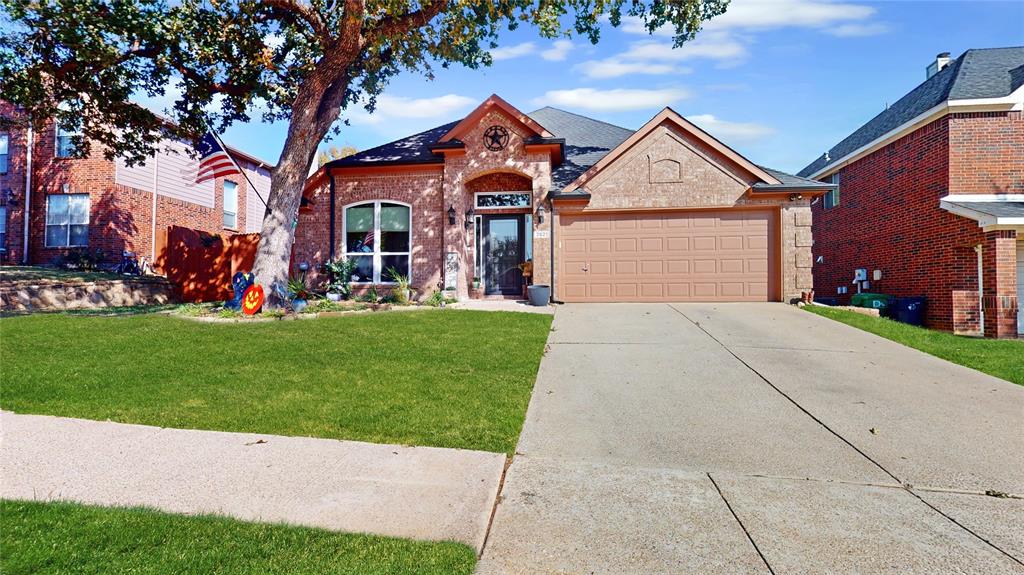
[[423, 290, 458, 307], [287, 276, 311, 301], [386, 267, 413, 305], [324, 258, 357, 300]]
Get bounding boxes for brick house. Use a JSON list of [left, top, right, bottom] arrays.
[[297, 95, 833, 303], [0, 100, 272, 268], [798, 48, 1024, 338]]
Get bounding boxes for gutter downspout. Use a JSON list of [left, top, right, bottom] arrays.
[[328, 168, 336, 262], [548, 197, 560, 304], [150, 152, 159, 262], [976, 244, 985, 336], [21, 124, 33, 264]]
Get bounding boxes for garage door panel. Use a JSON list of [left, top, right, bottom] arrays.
[[559, 209, 776, 302], [720, 235, 745, 250], [640, 237, 663, 251], [693, 236, 717, 251], [614, 238, 637, 252]]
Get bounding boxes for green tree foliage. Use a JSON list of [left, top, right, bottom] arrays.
[[0, 0, 729, 303]]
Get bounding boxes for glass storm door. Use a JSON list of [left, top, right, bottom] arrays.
[[483, 215, 524, 295]]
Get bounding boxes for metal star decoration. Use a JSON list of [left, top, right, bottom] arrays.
[[483, 125, 510, 151]]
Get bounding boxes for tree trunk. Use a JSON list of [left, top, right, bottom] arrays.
[[250, 106, 326, 307]]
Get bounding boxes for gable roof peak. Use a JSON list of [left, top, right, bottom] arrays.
[[439, 94, 553, 142]]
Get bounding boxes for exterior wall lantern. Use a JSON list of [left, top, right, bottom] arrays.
[[464, 207, 475, 230], [447, 205, 457, 225], [536, 204, 546, 224], [789, 193, 803, 202]]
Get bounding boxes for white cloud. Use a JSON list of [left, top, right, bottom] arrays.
[[541, 40, 574, 61], [704, 0, 876, 31], [490, 42, 536, 61], [621, 0, 880, 35], [688, 114, 775, 143], [828, 22, 890, 37], [621, 35, 747, 62], [533, 88, 690, 112], [575, 58, 690, 79], [345, 94, 476, 125]]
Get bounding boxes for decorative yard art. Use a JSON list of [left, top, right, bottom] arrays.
[[241, 284, 265, 315], [225, 271, 264, 314]]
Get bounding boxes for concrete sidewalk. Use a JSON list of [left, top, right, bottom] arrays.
[[0, 411, 505, 551]]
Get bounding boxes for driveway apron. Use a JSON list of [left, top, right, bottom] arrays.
[[478, 303, 1024, 574]]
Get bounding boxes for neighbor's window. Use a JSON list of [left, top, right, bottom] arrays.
[[344, 201, 411, 283], [55, 121, 81, 158], [475, 192, 531, 209], [45, 194, 90, 247], [0, 206, 7, 251], [223, 180, 238, 229], [0, 133, 9, 174], [824, 172, 841, 209]]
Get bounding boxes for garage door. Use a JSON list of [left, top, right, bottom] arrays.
[[558, 209, 778, 302]]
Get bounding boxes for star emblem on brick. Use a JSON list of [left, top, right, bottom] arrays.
[[483, 125, 510, 151]]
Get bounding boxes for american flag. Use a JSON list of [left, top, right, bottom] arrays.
[[193, 132, 241, 184], [361, 230, 374, 250]]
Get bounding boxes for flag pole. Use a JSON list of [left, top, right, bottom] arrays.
[[210, 131, 269, 211]]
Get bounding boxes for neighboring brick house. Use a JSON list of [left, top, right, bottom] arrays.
[[0, 100, 272, 267], [799, 48, 1024, 338], [298, 95, 832, 303]]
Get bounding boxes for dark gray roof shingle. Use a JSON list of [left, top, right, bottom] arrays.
[[324, 103, 814, 192], [947, 201, 1024, 219], [798, 47, 1024, 178], [757, 166, 833, 188], [526, 107, 635, 191], [327, 121, 457, 167]]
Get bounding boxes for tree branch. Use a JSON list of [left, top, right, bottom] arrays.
[[262, 0, 333, 47], [369, 0, 449, 40]]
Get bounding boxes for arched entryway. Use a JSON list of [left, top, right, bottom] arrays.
[[465, 171, 534, 296]]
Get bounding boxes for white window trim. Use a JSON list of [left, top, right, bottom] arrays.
[[223, 180, 239, 230], [44, 193, 90, 248], [474, 191, 532, 210], [55, 122, 81, 158], [342, 200, 412, 285], [0, 133, 9, 174], [824, 173, 840, 209]]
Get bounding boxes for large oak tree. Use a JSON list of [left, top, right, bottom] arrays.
[[0, 0, 728, 304]]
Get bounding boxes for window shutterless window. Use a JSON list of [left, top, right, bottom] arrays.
[[0, 133, 9, 174], [0, 206, 7, 251], [45, 194, 90, 247], [824, 173, 841, 209], [344, 201, 411, 284], [223, 181, 238, 229], [55, 122, 80, 158], [475, 192, 531, 209]]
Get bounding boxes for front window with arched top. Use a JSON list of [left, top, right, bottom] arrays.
[[344, 201, 411, 283]]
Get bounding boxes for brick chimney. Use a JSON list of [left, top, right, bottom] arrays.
[[926, 52, 952, 79]]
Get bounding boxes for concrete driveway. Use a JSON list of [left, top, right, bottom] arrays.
[[478, 303, 1024, 574]]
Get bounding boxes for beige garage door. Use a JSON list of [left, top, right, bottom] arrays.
[[558, 209, 778, 302]]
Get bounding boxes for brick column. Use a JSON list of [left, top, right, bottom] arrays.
[[982, 230, 1019, 339]]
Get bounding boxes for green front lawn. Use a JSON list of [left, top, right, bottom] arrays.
[[804, 306, 1024, 386], [0, 310, 552, 453], [1, 499, 476, 575]]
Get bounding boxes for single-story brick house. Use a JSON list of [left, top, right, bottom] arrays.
[[297, 95, 833, 303], [798, 48, 1023, 338], [0, 100, 272, 267]]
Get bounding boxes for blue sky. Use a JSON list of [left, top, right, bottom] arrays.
[[183, 0, 1024, 175]]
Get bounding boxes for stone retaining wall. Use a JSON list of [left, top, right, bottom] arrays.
[[1, 277, 173, 312]]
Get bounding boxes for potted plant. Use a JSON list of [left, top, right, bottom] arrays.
[[386, 267, 412, 305], [287, 276, 311, 312], [324, 258, 356, 301], [472, 277, 481, 290]]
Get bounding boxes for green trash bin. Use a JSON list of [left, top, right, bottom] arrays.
[[850, 292, 892, 312]]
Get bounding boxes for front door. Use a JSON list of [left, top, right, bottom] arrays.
[[483, 215, 524, 296]]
